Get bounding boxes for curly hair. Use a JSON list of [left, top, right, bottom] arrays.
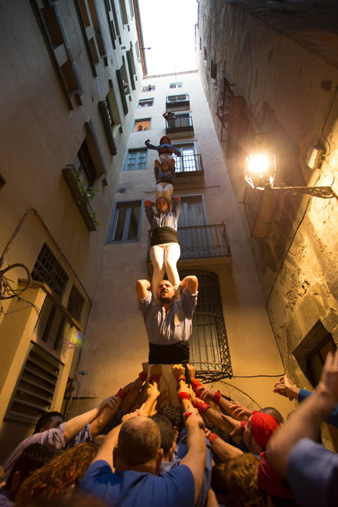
[[212, 454, 266, 507], [15, 442, 98, 506]]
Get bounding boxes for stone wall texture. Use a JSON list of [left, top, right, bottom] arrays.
[[198, 0, 338, 389]]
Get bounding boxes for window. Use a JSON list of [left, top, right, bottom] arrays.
[[126, 47, 136, 90], [142, 85, 155, 92], [31, 244, 68, 300], [67, 286, 84, 322], [138, 98, 154, 108], [133, 118, 151, 132], [165, 112, 193, 133], [99, 84, 122, 155], [294, 322, 337, 388], [293, 321, 338, 451], [35, 295, 73, 353], [31, 0, 83, 110], [104, 0, 117, 49], [211, 60, 217, 85], [107, 201, 142, 243], [75, 139, 97, 187], [119, 0, 128, 24], [123, 149, 148, 171], [185, 271, 232, 381], [169, 82, 183, 88], [165, 94, 190, 110], [173, 143, 198, 173]]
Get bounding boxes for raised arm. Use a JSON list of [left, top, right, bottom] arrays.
[[64, 397, 115, 443], [205, 430, 242, 461], [144, 200, 155, 226], [136, 279, 151, 301], [145, 139, 157, 151], [89, 395, 122, 437], [177, 379, 206, 505], [178, 275, 198, 295], [267, 349, 338, 478], [200, 388, 252, 421]]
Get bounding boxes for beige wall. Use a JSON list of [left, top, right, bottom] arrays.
[[0, 0, 143, 458]]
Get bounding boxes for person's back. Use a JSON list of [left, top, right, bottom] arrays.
[[81, 414, 204, 507]]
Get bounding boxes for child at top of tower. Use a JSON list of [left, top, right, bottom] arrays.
[[145, 136, 181, 162], [145, 136, 181, 203]]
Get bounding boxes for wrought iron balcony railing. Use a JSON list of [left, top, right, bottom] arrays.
[[147, 224, 231, 262], [178, 225, 231, 259], [165, 114, 193, 134], [175, 154, 203, 174], [166, 94, 190, 109]]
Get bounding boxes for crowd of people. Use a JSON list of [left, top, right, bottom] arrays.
[[1, 350, 338, 506], [1, 138, 337, 506]]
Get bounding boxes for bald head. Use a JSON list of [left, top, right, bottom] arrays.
[[117, 416, 161, 466]]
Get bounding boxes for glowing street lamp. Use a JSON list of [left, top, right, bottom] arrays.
[[244, 144, 337, 199], [245, 151, 276, 190]]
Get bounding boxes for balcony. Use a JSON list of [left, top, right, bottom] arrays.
[[62, 165, 98, 232], [166, 94, 190, 110], [164, 113, 194, 137], [147, 224, 231, 273], [174, 154, 204, 189]]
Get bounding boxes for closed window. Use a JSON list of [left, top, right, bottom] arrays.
[[124, 148, 148, 171], [169, 82, 183, 88], [107, 201, 142, 243]]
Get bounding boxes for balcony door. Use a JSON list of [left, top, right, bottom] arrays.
[[178, 196, 212, 258], [173, 143, 198, 173]]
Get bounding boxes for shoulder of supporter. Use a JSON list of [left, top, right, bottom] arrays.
[[138, 290, 152, 307], [2, 423, 66, 480], [287, 438, 338, 507]]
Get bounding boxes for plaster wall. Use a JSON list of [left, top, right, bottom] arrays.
[[0, 0, 143, 457]]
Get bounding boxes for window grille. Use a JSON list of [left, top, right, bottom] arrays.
[[187, 271, 232, 382], [167, 94, 188, 102], [31, 244, 68, 300]]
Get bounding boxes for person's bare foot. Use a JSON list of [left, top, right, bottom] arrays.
[[172, 364, 185, 379], [150, 364, 162, 378]]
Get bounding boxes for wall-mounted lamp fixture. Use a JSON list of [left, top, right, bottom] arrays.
[[244, 135, 337, 199]]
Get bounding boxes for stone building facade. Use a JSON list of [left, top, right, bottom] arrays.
[[197, 0, 338, 415]]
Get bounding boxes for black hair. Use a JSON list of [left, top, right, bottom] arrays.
[[6, 443, 57, 490], [157, 406, 183, 435], [34, 411, 63, 434], [151, 414, 175, 457]]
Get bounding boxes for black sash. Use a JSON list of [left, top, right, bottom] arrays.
[[149, 341, 190, 364]]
